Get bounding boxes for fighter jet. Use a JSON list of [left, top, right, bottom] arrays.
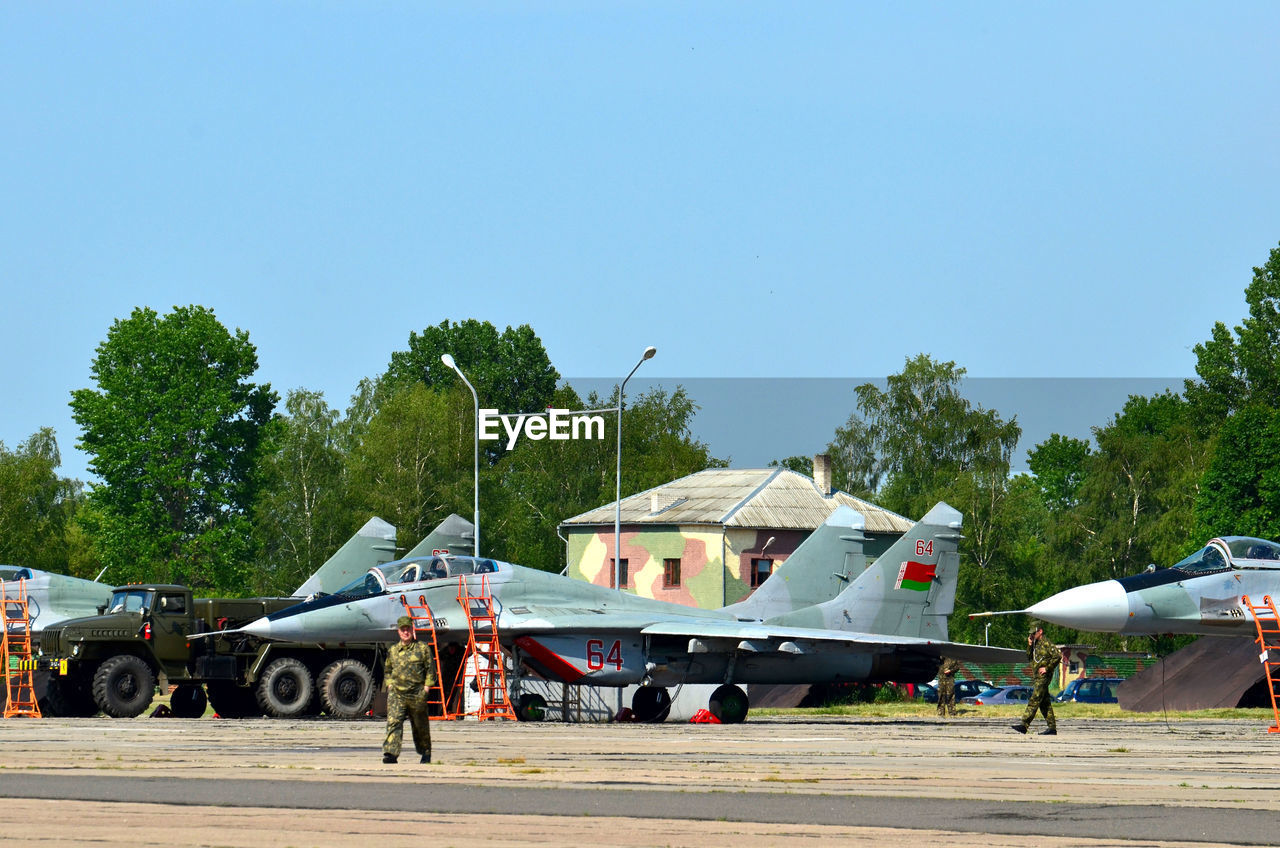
[[1, 566, 112, 635], [241, 502, 1024, 722], [978, 536, 1280, 636]]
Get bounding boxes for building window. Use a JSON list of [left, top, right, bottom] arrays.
[[663, 558, 681, 588], [610, 558, 629, 588], [750, 558, 773, 588]]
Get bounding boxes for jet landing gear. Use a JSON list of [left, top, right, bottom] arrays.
[[709, 684, 748, 724], [630, 686, 672, 722]]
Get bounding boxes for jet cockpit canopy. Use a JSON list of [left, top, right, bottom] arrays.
[[333, 555, 506, 599], [1172, 537, 1280, 576]]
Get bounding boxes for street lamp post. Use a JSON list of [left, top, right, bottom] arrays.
[[614, 345, 657, 593], [441, 353, 480, 558]]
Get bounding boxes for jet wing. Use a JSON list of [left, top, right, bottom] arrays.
[[640, 620, 1026, 664]]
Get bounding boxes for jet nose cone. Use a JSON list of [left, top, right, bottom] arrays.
[[241, 616, 273, 639], [1027, 581, 1129, 632]]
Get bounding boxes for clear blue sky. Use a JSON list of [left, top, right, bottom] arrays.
[[3, 4, 1278, 482]]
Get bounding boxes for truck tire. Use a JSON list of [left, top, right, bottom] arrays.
[[170, 684, 208, 718], [516, 693, 547, 722], [92, 655, 156, 718], [318, 658, 375, 718], [40, 676, 99, 717], [207, 682, 263, 719], [256, 657, 314, 718]]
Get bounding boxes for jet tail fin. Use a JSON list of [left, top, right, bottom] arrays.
[[291, 517, 398, 597], [767, 502, 963, 641], [403, 514, 475, 559], [723, 505, 866, 620]]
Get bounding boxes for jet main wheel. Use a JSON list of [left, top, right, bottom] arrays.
[[708, 684, 749, 724], [256, 657, 315, 718], [631, 686, 672, 723], [169, 683, 208, 718], [516, 693, 547, 722], [206, 682, 264, 718], [318, 658, 375, 718], [92, 654, 157, 718]]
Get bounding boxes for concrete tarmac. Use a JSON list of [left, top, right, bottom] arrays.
[[2, 713, 1278, 847]]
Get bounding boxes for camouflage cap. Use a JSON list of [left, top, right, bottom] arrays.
[[396, 615, 413, 629]]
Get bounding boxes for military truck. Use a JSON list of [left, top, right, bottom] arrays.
[[37, 583, 385, 719]]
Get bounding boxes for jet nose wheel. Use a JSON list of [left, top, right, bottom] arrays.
[[631, 686, 672, 723], [708, 684, 748, 724]]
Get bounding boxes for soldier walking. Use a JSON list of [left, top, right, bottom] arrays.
[[383, 615, 436, 764], [1013, 623, 1058, 736], [936, 656, 960, 718]]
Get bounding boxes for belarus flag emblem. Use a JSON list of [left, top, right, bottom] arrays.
[[895, 560, 936, 592]]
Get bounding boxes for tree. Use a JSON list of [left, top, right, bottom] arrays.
[[1196, 404, 1280, 540], [251, 389, 360, 595], [1027, 434, 1092, 513], [0, 428, 84, 574], [382, 319, 559, 446], [344, 383, 475, 549], [69, 306, 276, 591], [1186, 242, 1280, 420]]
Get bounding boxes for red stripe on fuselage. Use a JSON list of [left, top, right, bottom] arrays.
[[515, 635, 586, 683]]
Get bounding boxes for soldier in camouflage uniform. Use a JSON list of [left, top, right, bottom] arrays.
[[936, 656, 961, 718], [382, 615, 436, 763], [1013, 623, 1058, 736]]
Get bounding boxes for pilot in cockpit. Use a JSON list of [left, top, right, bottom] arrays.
[[426, 557, 447, 580]]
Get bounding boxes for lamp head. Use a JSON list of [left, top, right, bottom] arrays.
[[441, 353, 457, 369], [642, 346, 657, 360]]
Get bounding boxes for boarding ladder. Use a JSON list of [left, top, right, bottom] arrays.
[[2, 579, 41, 718], [457, 575, 517, 721], [400, 594, 459, 720], [1242, 595, 1280, 732]]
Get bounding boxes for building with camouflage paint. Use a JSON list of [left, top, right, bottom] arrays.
[[559, 456, 914, 609]]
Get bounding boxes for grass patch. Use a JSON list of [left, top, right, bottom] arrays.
[[761, 776, 819, 783], [753, 703, 1279, 721], [496, 757, 526, 764], [516, 768, 544, 774]]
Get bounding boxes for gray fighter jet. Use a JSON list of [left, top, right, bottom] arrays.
[[979, 536, 1280, 636], [1, 566, 112, 635], [241, 503, 1024, 721]]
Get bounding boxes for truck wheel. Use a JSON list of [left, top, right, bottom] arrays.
[[516, 693, 547, 722], [256, 657, 314, 718], [40, 676, 99, 717], [708, 684, 749, 724], [207, 682, 263, 719], [92, 655, 156, 718], [170, 684, 208, 718], [318, 658, 374, 718]]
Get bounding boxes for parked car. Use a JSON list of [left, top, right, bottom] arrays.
[[954, 679, 993, 701], [914, 683, 938, 703], [1054, 677, 1123, 704], [963, 685, 1032, 706]]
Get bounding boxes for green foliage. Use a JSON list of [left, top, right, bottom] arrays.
[[768, 455, 813, 475], [1196, 404, 1280, 539], [0, 429, 84, 573], [1027, 434, 1091, 513], [251, 389, 362, 596], [843, 355, 1021, 520], [1186, 242, 1280, 421], [382, 319, 559, 460], [345, 383, 475, 549], [69, 305, 275, 591]]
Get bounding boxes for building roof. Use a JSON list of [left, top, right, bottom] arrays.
[[559, 467, 914, 533]]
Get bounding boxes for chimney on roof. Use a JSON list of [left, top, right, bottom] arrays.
[[813, 454, 832, 497]]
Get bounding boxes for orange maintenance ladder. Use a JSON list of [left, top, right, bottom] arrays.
[[2, 578, 41, 718], [457, 575, 516, 721], [1242, 594, 1280, 732], [400, 594, 459, 720]]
